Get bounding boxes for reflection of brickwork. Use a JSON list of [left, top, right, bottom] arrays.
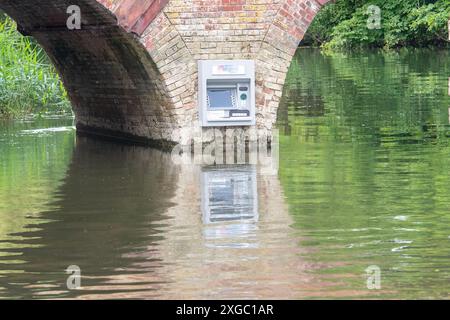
[[145, 164, 327, 299], [0, 0, 331, 145]]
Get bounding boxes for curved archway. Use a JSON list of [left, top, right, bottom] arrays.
[[0, 0, 177, 145]]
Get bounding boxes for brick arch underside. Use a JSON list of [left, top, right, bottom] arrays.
[[0, 0, 177, 144]]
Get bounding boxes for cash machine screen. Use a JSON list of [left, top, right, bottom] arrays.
[[207, 88, 235, 109]]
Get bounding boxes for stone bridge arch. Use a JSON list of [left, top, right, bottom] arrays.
[[0, 0, 332, 145]]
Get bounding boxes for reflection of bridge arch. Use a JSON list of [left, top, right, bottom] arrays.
[[0, 135, 327, 299], [0, 136, 179, 299], [0, 0, 332, 144]]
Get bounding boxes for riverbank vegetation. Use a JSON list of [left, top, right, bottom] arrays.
[[303, 0, 450, 50], [0, 16, 70, 119]]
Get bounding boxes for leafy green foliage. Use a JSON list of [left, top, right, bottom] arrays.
[[303, 0, 450, 49], [0, 17, 70, 118]]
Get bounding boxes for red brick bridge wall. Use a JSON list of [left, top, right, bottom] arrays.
[[0, 0, 331, 145]]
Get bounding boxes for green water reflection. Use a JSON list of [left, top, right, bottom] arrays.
[[0, 118, 74, 246], [278, 48, 450, 299]]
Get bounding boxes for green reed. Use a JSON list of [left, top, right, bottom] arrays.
[[0, 17, 71, 118]]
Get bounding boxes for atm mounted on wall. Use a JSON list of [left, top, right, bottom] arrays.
[[198, 60, 256, 127]]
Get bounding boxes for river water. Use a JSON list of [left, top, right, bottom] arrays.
[[0, 48, 449, 299]]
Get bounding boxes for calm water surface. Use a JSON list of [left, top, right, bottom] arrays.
[[0, 48, 449, 299]]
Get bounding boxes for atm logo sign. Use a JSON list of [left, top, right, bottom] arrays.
[[212, 64, 246, 75]]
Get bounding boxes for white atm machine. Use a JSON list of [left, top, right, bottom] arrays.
[[198, 60, 256, 127]]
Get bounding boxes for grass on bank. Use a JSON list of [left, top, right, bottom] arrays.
[[0, 17, 71, 119]]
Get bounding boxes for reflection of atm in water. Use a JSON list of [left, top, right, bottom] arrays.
[[201, 166, 258, 224], [198, 60, 256, 127]]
